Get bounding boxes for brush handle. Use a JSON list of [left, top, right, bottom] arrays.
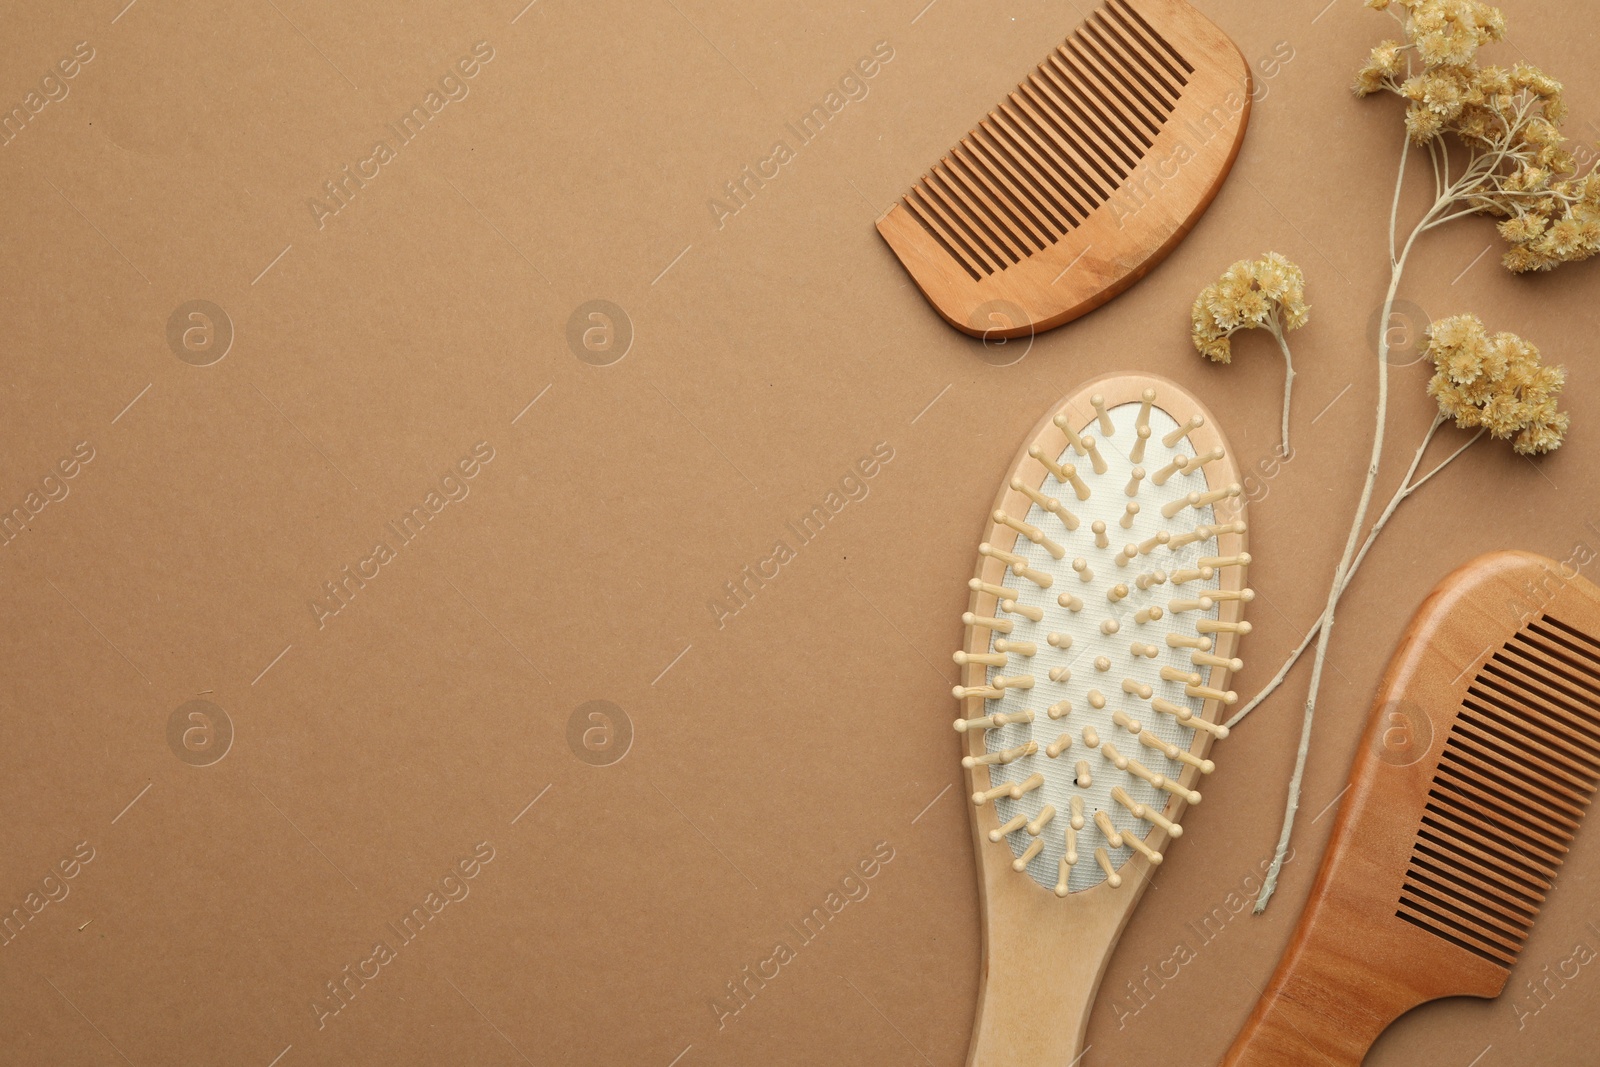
[[969, 960, 1098, 1066], [968, 867, 1139, 1067], [968, 913, 1103, 1067]]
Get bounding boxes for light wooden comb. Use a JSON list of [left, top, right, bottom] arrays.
[[1223, 550, 1600, 1066], [879, 0, 1251, 338], [954, 373, 1249, 1065]]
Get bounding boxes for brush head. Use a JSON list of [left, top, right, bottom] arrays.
[[878, 0, 1252, 338], [957, 375, 1248, 896]]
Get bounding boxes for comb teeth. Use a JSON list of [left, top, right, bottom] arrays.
[[1396, 615, 1600, 967], [901, 0, 1192, 281]]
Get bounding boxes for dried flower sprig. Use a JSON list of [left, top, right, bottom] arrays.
[[1356, 0, 1600, 272], [1235, 317, 1571, 912], [1239, 0, 1581, 913], [1238, 314, 1568, 739], [1191, 253, 1310, 453]]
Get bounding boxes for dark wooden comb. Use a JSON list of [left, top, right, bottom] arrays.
[[877, 0, 1251, 339], [1222, 550, 1600, 1067]]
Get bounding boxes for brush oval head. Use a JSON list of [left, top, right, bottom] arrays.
[[953, 374, 1248, 1066], [958, 375, 1247, 893], [878, 0, 1252, 338]]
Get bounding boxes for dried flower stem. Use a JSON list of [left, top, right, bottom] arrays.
[[1254, 130, 1455, 912], [1253, 127, 1563, 908], [1268, 320, 1297, 454], [1227, 414, 1484, 731], [1390, 118, 1410, 264]]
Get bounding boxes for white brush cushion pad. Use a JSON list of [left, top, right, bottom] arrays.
[[984, 401, 1224, 893]]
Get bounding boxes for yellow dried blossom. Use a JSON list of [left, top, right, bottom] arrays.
[[1192, 254, 1309, 452], [1357, 0, 1600, 272], [1424, 314, 1569, 454], [1356, 40, 1407, 93], [1190, 253, 1310, 363]]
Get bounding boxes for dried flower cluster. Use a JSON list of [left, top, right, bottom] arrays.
[[1425, 314, 1568, 453], [1190, 253, 1309, 363], [1355, 0, 1600, 271], [1355, 0, 1504, 105], [1190, 253, 1309, 454]]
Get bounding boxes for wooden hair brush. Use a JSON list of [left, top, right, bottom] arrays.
[[954, 373, 1250, 1065], [880, 0, 1252, 338], [1223, 550, 1600, 1066]]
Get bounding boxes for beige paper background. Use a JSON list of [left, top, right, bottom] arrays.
[[2, 0, 1597, 1064]]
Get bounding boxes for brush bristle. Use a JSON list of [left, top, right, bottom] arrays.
[[1396, 615, 1600, 967], [958, 391, 1246, 894]]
